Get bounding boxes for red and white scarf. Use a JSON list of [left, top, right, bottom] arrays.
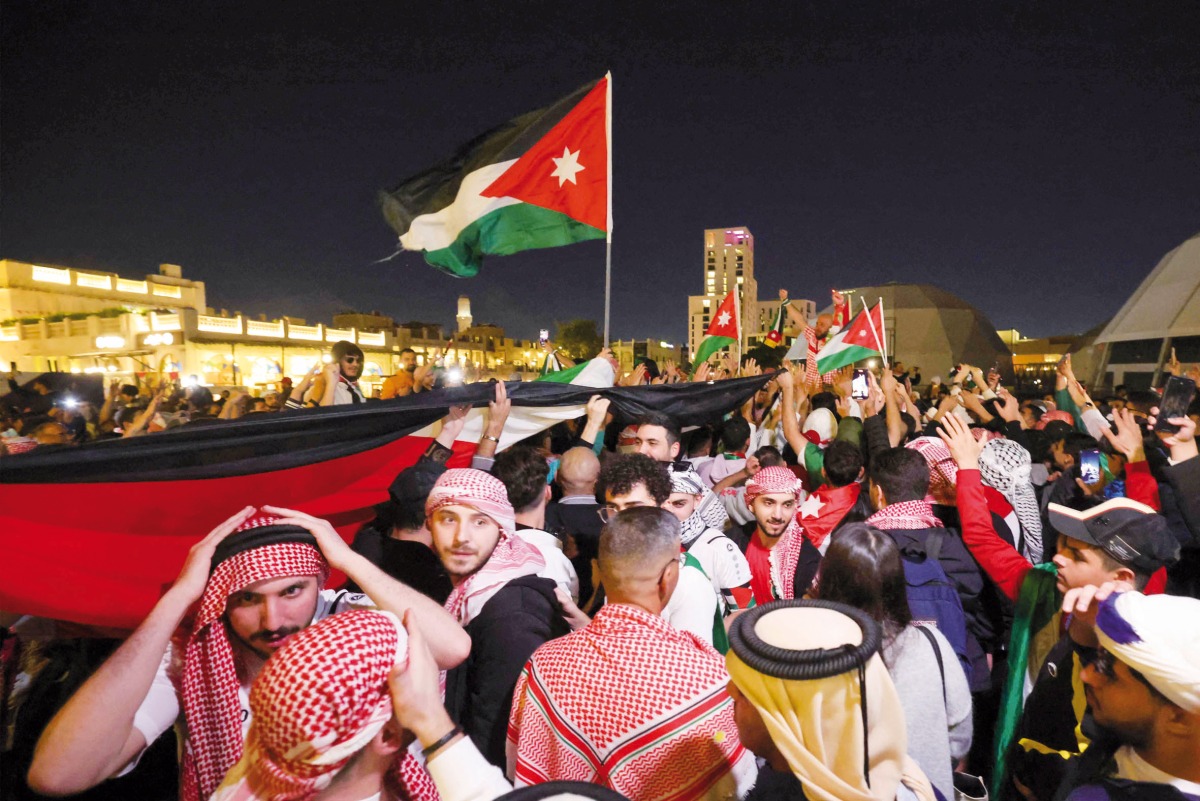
[[906, 437, 958, 505], [509, 603, 753, 800], [211, 609, 439, 801], [426, 468, 544, 625], [181, 530, 329, 801], [866, 500, 944, 531]]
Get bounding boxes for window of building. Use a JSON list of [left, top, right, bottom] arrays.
[[1108, 339, 1165, 364]]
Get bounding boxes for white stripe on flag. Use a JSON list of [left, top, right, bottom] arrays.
[[399, 160, 521, 252]]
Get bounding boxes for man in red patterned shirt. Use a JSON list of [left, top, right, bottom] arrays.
[[508, 507, 757, 800]]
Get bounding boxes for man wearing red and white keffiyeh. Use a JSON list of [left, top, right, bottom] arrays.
[[28, 506, 470, 801], [426, 469, 569, 770], [509, 507, 758, 801], [741, 466, 822, 602]]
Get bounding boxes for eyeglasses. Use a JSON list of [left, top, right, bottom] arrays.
[[341, 356, 361, 364], [1089, 647, 1118, 679], [597, 502, 655, 524]]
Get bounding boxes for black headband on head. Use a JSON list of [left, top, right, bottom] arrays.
[[210, 524, 319, 573], [728, 599, 882, 681]]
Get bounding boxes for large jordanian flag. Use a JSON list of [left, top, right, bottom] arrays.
[[381, 75, 611, 277], [0, 375, 770, 629]]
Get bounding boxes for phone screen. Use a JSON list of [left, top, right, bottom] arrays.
[[851, 369, 870, 400], [1079, 449, 1101, 485], [1155, 376, 1197, 434], [539, 329, 549, 344]]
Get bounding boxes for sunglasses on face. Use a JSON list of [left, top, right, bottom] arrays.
[[340, 356, 361, 364]]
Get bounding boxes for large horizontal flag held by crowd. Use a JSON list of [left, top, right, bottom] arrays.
[[0, 374, 770, 629], [381, 75, 611, 277], [815, 301, 885, 374]]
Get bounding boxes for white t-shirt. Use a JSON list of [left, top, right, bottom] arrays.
[[516, 527, 579, 603], [687, 528, 753, 610], [123, 588, 373, 775], [661, 557, 718, 645]]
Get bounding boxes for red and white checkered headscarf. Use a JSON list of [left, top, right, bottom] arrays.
[[211, 609, 440, 801], [181, 512, 329, 801], [744, 466, 803, 506], [426, 469, 544, 625], [905, 437, 958, 505]]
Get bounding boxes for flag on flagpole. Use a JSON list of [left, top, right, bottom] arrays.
[[692, 289, 740, 371], [763, 303, 787, 348], [381, 75, 610, 277], [815, 302, 885, 374]]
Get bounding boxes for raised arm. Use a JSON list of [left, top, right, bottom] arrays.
[[29, 507, 257, 796], [938, 414, 1031, 600]]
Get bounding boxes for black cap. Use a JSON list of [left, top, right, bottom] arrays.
[[1049, 499, 1180, 575]]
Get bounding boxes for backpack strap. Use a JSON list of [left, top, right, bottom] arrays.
[[915, 623, 947, 705], [925, 528, 945, 562]]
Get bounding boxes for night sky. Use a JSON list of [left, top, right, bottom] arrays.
[[3, 1, 1198, 343]]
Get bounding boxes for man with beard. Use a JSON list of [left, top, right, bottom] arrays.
[[1056, 585, 1200, 801], [28, 506, 470, 801], [315, 340, 367, 405], [381, 348, 418, 399], [728, 466, 821, 602], [427, 469, 570, 769]]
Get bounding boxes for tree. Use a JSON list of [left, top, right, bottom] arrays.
[[744, 343, 785, 370], [555, 319, 603, 361]]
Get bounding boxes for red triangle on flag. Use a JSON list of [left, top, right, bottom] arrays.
[[707, 290, 740, 338], [481, 78, 609, 232], [842, 303, 885, 353]]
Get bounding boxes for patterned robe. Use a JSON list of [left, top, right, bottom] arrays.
[[508, 603, 756, 801]]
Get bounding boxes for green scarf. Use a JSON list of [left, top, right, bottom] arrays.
[[992, 562, 1062, 800]]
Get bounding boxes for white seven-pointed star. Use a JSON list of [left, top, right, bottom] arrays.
[[798, 494, 825, 519], [550, 147, 585, 187], [716, 310, 732, 327]]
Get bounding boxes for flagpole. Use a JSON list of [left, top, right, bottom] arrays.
[[603, 71, 613, 345], [878, 295, 888, 366], [862, 297, 885, 368]]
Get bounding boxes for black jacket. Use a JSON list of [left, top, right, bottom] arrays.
[[545, 499, 604, 595], [444, 574, 569, 768]]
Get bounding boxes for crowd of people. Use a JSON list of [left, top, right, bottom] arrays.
[[3, 294, 1200, 801]]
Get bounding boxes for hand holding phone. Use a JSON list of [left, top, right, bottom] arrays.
[[1155, 375, 1197, 434]]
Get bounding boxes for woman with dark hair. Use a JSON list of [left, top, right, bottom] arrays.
[[813, 523, 973, 801]]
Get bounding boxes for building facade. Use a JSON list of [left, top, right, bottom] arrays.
[[0, 259, 544, 393]]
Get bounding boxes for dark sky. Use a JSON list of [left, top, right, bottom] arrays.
[[3, 1, 1198, 343]]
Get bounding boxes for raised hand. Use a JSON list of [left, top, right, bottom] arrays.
[[936, 410, 987, 470], [484, 381, 510, 438], [260, 505, 354, 572], [1101, 407, 1145, 463], [172, 506, 257, 602]]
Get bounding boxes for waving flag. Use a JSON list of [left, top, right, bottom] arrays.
[[692, 289, 740, 372], [381, 75, 610, 277], [815, 302, 884, 374]]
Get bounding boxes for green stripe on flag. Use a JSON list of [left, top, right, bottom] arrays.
[[815, 342, 877, 374], [420, 203, 604, 277], [691, 335, 736, 373], [534, 361, 589, 384]]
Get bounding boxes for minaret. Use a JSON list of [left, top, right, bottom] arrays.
[[456, 296, 473, 333]]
